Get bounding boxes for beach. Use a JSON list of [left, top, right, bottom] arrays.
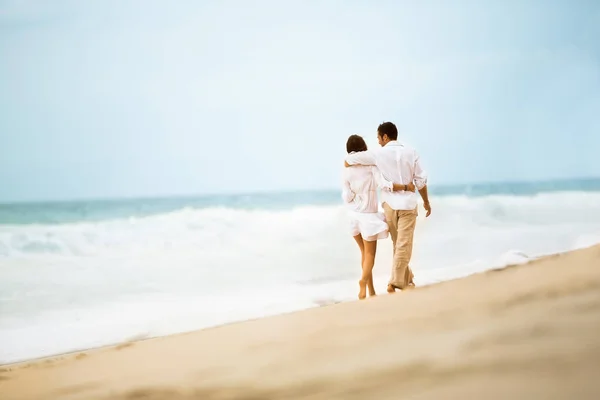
[[3, 187, 600, 364], [2, 244, 599, 399], [2, 0, 599, 398]]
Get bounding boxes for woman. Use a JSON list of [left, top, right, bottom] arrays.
[[342, 134, 415, 300]]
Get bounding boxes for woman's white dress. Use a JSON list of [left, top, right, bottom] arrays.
[[342, 164, 392, 241]]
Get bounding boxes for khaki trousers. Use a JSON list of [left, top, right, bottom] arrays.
[[382, 203, 416, 289]]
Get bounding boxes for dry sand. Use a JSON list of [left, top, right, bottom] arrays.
[[1, 245, 600, 400]]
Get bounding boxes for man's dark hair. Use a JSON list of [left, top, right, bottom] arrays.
[[377, 121, 398, 140], [346, 134, 368, 153]]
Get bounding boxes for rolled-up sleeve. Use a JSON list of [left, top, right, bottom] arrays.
[[346, 150, 376, 166], [413, 150, 428, 189]]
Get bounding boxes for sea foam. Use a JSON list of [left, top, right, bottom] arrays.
[[1, 191, 599, 363]]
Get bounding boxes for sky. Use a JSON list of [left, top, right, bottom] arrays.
[[1, 0, 599, 202]]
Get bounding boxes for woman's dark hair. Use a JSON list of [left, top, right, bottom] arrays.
[[346, 134, 368, 153]]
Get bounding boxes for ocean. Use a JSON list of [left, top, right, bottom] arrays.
[[1, 178, 600, 364]]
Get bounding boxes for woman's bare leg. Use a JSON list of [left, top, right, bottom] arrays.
[[353, 234, 365, 259], [360, 239, 377, 300], [353, 235, 366, 299]]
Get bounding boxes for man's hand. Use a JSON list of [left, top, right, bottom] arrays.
[[406, 182, 416, 192], [418, 186, 430, 217], [423, 202, 431, 217]]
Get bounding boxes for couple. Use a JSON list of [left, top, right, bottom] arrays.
[[342, 122, 431, 300]]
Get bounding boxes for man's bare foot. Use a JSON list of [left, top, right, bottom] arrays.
[[388, 283, 415, 293], [358, 280, 367, 300]]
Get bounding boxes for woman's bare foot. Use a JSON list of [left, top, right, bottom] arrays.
[[358, 280, 367, 300], [387, 284, 396, 293], [368, 278, 376, 297]]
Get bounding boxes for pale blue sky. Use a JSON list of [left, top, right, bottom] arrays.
[[1, 0, 599, 202]]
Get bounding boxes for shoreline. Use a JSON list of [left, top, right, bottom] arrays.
[[2, 244, 600, 399], [0, 246, 585, 368], [0, 247, 559, 368]]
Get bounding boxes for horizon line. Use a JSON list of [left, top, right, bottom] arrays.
[[1, 175, 599, 206]]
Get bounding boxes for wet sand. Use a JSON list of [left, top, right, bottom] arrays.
[[1, 244, 599, 399]]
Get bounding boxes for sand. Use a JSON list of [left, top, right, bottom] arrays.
[[1, 245, 600, 400]]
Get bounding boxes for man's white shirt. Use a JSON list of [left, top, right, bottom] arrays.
[[345, 141, 427, 211]]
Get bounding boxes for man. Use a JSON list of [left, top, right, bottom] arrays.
[[344, 122, 430, 293]]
